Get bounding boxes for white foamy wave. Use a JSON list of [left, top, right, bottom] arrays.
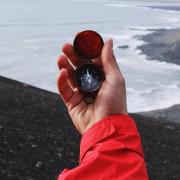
[[103, 28, 180, 71], [106, 3, 136, 8], [119, 54, 180, 73], [159, 15, 180, 23], [127, 82, 180, 112]]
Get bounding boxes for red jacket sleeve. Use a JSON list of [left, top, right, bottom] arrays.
[[58, 114, 149, 180]]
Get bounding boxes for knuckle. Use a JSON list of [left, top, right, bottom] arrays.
[[117, 76, 126, 86]]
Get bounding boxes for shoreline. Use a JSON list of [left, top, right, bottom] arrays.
[[135, 27, 180, 123], [137, 28, 180, 66], [0, 75, 180, 179]]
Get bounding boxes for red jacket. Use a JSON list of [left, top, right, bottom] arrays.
[[58, 114, 149, 180]]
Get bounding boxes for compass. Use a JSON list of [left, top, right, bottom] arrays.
[[73, 30, 104, 93], [75, 63, 104, 93]]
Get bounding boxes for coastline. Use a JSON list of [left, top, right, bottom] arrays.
[[137, 28, 180, 65], [135, 27, 180, 121], [0, 76, 180, 179]]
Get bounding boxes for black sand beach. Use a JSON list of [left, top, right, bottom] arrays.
[[136, 27, 180, 124], [0, 76, 180, 180]]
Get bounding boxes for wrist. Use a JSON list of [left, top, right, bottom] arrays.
[[81, 112, 128, 135]]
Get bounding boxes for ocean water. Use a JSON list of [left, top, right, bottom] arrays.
[[0, 0, 180, 112]]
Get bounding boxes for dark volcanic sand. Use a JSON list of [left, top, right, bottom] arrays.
[[137, 28, 180, 65], [0, 76, 180, 180], [0, 76, 81, 180]]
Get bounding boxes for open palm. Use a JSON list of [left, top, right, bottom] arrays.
[[57, 39, 127, 134]]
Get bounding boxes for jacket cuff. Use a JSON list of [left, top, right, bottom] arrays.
[[79, 114, 142, 163]]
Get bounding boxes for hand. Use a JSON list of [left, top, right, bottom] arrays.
[[57, 39, 128, 135]]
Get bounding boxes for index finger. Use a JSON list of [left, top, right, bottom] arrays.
[[62, 43, 84, 67]]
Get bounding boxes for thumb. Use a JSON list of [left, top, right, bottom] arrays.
[[101, 39, 120, 76]]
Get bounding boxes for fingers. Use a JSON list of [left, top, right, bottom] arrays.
[[57, 68, 85, 111], [57, 68, 74, 103], [62, 43, 83, 67], [57, 55, 74, 72], [59, 38, 123, 90], [57, 55, 76, 89], [101, 39, 123, 77]]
